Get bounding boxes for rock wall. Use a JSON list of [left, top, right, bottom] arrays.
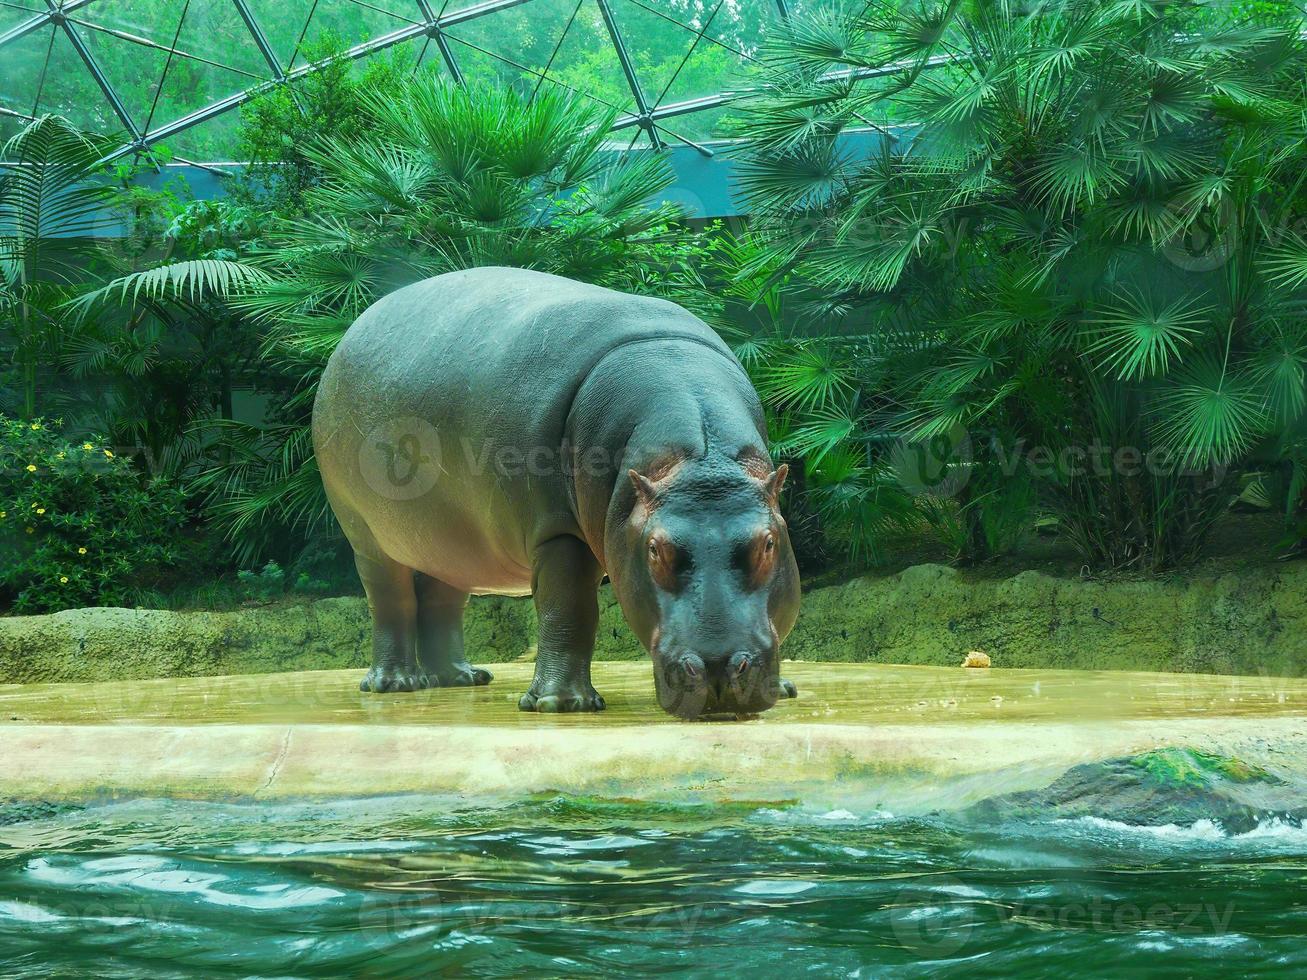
[[2, 561, 1303, 684]]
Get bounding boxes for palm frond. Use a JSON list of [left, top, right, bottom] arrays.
[[67, 259, 271, 316], [1085, 290, 1210, 380], [1153, 355, 1269, 465]]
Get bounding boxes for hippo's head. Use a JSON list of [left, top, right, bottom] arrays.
[[606, 453, 800, 719]]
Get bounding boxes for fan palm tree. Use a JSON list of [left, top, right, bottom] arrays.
[[734, 0, 1307, 569]]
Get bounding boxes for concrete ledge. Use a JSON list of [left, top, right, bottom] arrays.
[[3, 561, 1305, 683], [3, 662, 1304, 809]]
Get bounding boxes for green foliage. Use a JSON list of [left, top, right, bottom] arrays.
[[61, 190, 269, 476], [736, 0, 1307, 569], [93, 74, 718, 563], [0, 116, 116, 419], [236, 561, 285, 602], [0, 416, 189, 613], [235, 36, 412, 216]]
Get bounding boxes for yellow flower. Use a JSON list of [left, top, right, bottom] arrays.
[[0, 511, 6, 518], [25, 527, 34, 534], [30, 423, 41, 430], [26, 464, 36, 472], [56, 451, 65, 459], [104, 450, 114, 458], [78, 547, 87, 555], [35, 508, 45, 515], [59, 576, 69, 584], [83, 443, 94, 451]]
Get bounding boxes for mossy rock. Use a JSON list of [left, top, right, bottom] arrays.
[[1129, 748, 1280, 788], [0, 799, 84, 826], [964, 748, 1299, 834], [2, 560, 1304, 683]]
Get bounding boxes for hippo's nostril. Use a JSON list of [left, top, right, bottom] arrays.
[[667, 654, 705, 692], [729, 652, 751, 679]]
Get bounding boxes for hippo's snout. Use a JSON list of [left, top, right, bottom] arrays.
[[656, 649, 779, 719]]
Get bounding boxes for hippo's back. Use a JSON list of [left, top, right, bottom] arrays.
[[313, 267, 730, 591]]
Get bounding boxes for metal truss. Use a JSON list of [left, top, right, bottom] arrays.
[[0, 0, 934, 164]]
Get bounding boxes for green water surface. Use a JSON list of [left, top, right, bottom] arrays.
[[1, 794, 1304, 977]]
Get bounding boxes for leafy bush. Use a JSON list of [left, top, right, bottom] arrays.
[[735, 0, 1307, 570], [236, 561, 285, 602], [0, 417, 189, 613]]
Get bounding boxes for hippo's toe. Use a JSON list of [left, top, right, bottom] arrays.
[[518, 689, 606, 713], [359, 667, 430, 693], [778, 678, 798, 699], [430, 664, 493, 687]]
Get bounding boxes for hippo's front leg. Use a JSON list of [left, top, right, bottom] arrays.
[[519, 535, 606, 713]]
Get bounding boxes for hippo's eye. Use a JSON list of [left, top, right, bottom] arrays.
[[647, 536, 680, 590], [764, 534, 775, 554]]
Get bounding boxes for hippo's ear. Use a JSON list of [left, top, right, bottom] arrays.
[[629, 469, 658, 509], [763, 463, 789, 508]]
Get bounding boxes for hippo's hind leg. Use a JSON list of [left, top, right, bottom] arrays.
[[414, 573, 492, 687], [519, 535, 606, 713], [354, 551, 428, 693]]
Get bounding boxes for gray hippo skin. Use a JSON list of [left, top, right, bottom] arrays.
[[312, 267, 800, 718]]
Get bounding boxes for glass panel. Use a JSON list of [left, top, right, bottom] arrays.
[[347, 30, 438, 77], [296, 0, 422, 68], [0, 112, 27, 147], [160, 0, 273, 81], [67, 0, 190, 47], [241, 0, 318, 69], [67, 20, 175, 134], [153, 111, 243, 162], [655, 101, 741, 143], [0, 22, 56, 121], [0, 3, 48, 38], [146, 1, 279, 141], [25, 26, 131, 136], [447, 0, 637, 114], [614, 0, 774, 111]]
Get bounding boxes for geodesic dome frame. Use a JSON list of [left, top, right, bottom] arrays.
[[0, 0, 812, 165]]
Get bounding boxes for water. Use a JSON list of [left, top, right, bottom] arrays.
[[2, 796, 1305, 977]]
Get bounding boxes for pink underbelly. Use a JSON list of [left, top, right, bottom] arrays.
[[374, 525, 532, 596]]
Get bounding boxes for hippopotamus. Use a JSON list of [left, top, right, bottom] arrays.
[[312, 267, 800, 718]]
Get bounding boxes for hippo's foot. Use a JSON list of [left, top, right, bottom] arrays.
[[779, 677, 798, 699], [359, 666, 430, 693], [428, 662, 493, 687], [518, 684, 606, 713]]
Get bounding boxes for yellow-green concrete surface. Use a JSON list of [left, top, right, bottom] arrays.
[[3, 662, 1305, 810]]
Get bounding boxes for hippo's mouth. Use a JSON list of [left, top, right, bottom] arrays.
[[651, 654, 781, 720]]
